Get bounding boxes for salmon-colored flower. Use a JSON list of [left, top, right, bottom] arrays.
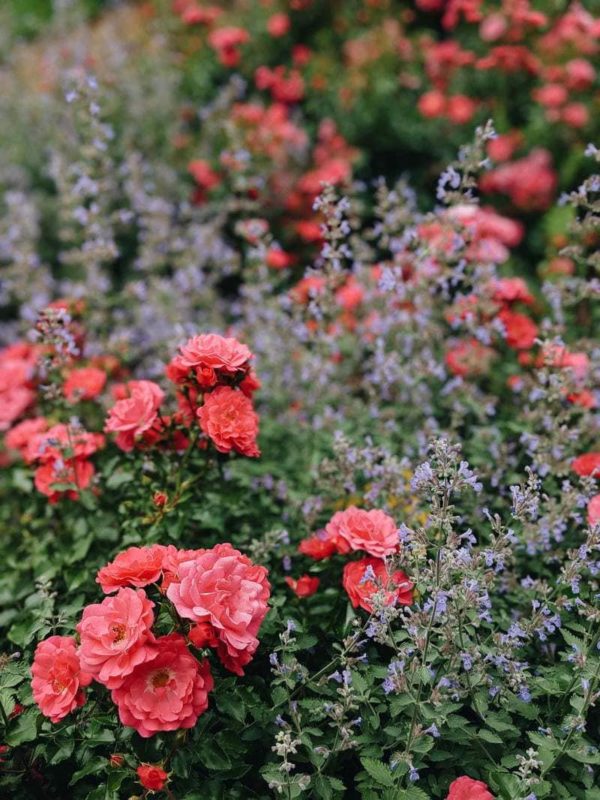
[[97, 544, 167, 593], [326, 507, 399, 558], [343, 558, 413, 613], [167, 543, 270, 675], [31, 636, 92, 723], [104, 380, 164, 452], [111, 634, 213, 738], [63, 367, 107, 402], [285, 575, 320, 597], [77, 588, 157, 689], [197, 386, 260, 457], [446, 776, 494, 800], [137, 764, 169, 791]]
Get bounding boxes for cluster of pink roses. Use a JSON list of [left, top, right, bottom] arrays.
[[295, 506, 414, 612], [31, 542, 270, 736]]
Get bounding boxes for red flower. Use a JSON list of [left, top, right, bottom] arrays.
[[445, 339, 496, 378], [137, 764, 169, 791], [285, 575, 320, 597], [112, 634, 213, 738], [446, 775, 495, 800], [63, 366, 106, 402], [343, 558, 413, 613], [197, 386, 260, 458], [572, 453, 600, 478], [298, 531, 338, 560], [498, 309, 538, 350]]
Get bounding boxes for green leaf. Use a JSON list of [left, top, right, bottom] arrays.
[[360, 757, 395, 787], [5, 708, 39, 746]]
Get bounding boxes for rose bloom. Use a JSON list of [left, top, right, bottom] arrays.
[[572, 453, 600, 478], [298, 531, 338, 560], [446, 776, 495, 800], [63, 366, 107, 403], [112, 634, 213, 738], [267, 12, 290, 37], [176, 333, 252, 376], [137, 764, 169, 791], [588, 495, 600, 527], [77, 588, 157, 689], [326, 507, 398, 558], [104, 380, 164, 452], [197, 386, 260, 458], [34, 458, 95, 503], [445, 339, 496, 378], [167, 543, 271, 676], [343, 558, 413, 613], [285, 575, 320, 597], [418, 90, 446, 118], [490, 277, 534, 306], [97, 544, 167, 593], [4, 417, 48, 458], [25, 423, 104, 465], [31, 636, 92, 723], [498, 309, 538, 350]]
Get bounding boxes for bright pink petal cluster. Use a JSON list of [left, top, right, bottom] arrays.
[[326, 506, 399, 558], [77, 588, 157, 688], [104, 380, 164, 452], [111, 634, 213, 738], [31, 636, 92, 723], [167, 543, 271, 675], [446, 776, 495, 800]]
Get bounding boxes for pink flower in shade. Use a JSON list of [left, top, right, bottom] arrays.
[[177, 333, 252, 375], [63, 366, 107, 402], [96, 545, 168, 593], [77, 588, 157, 689], [197, 386, 260, 458], [104, 380, 164, 452], [167, 543, 271, 676], [326, 507, 399, 558], [342, 558, 413, 614], [446, 776, 495, 800], [31, 636, 92, 723], [34, 458, 95, 503], [5, 418, 48, 458], [111, 634, 213, 738], [588, 495, 600, 527]]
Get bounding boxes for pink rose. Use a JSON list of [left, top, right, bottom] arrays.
[[5, 418, 48, 458], [197, 386, 260, 458], [97, 544, 167, 593], [177, 333, 252, 374], [446, 776, 495, 800], [31, 636, 92, 723], [104, 380, 164, 452], [167, 543, 271, 675], [343, 558, 413, 613], [588, 495, 600, 527], [326, 507, 399, 558], [63, 366, 107, 402], [111, 634, 213, 737], [77, 588, 157, 689], [34, 459, 95, 503]]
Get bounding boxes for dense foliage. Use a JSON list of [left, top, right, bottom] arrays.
[[0, 1, 599, 799]]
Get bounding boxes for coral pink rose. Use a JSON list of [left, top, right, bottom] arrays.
[[137, 764, 169, 791], [104, 380, 164, 452], [31, 636, 92, 723], [285, 575, 320, 597], [298, 531, 339, 560], [34, 459, 95, 503], [588, 495, 600, 527], [343, 558, 413, 613], [572, 453, 600, 478], [5, 418, 48, 458], [167, 543, 271, 675], [0, 386, 35, 431], [25, 423, 104, 465], [446, 776, 495, 800], [197, 386, 260, 457], [446, 339, 496, 378], [326, 507, 399, 558], [177, 333, 252, 375], [498, 309, 538, 350], [97, 544, 167, 593], [63, 367, 107, 402], [111, 634, 213, 737], [77, 588, 157, 689]]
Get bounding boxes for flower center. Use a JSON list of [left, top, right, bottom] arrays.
[[110, 623, 127, 644], [151, 668, 171, 688]]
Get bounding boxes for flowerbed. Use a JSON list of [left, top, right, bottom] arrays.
[[0, 1, 599, 799]]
